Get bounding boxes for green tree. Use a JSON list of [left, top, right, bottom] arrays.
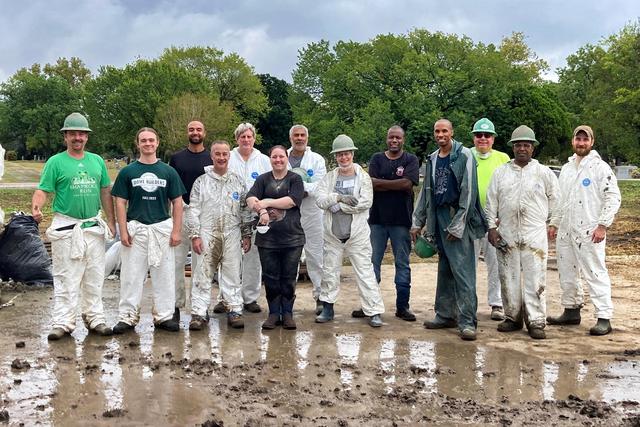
[[256, 74, 293, 151], [154, 93, 239, 160]]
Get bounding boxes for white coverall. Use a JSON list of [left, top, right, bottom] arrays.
[[485, 159, 559, 328], [218, 147, 271, 304], [315, 164, 385, 316], [47, 213, 112, 332], [550, 150, 621, 319], [287, 146, 327, 299], [118, 218, 175, 325], [187, 167, 253, 316], [173, 205, 197, 309]]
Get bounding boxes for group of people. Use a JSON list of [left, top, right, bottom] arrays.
[[32, 112, 620, 343]]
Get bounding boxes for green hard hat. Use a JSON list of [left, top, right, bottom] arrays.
[[330, 134, 358, 154], [291, 167, 311, 183], [507, 125, 538, 146], [471, 118, 497, 135], [60, 112, 92, 132], [415, 235, 438, 259]]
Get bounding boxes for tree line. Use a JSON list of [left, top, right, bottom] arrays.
[[1, 23, 639, 164]]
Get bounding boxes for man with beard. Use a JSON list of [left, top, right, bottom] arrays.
[[411, 119, 486, 341], [547, 125, 621, 335], [357, 125, 419, 322], [169, 121, 213, 322]]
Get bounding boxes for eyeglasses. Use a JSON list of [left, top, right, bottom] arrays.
[[473, 133, 493, 139]]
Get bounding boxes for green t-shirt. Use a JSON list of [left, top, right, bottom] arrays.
[[38, 151, 110, 219], [111, 160, 186, 225], [471, 147, 510, 209]]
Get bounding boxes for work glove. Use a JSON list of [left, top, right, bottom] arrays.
[[338, 195, 358, 206]]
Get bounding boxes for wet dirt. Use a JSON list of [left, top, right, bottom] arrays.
[[1, 261, 639, 426]]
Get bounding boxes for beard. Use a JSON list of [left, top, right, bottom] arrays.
[[574, 146, 591, 157], [189, 137, 203, 145]]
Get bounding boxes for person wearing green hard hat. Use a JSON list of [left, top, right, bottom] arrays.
[[485, 125, 560, 340], [547, 125, 621, 336], [470, 118, 510, 322], [411, 119, 487, 341], [32, 112, 116, 340], [315, 134, 385, 328], [287, 125, 327, 316]]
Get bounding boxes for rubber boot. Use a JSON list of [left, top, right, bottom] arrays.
[[589, 318, 612, 336], [315, 302, 334, 323], [546, 308, 581, 325]]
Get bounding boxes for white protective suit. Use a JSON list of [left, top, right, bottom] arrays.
[[47, 212, 112, 332], [187, 166, 253, 316], [118, 218, 175, 325], [550, 150, 621, 319], [174, 205, 197, 309], [316, 164, 385, 316], [287, 146, 327, 299], [219, 147, 271, 304], [485, 159, 559, 328]]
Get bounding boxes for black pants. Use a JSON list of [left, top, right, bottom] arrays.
[[258, 246, 304, 314]]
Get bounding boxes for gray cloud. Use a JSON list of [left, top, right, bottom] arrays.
[[0, 0, 638, 83]]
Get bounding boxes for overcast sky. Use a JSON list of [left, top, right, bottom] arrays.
[[1, 0, 638, 83]]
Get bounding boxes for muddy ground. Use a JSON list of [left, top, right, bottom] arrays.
[[1, 258, 640, 426]]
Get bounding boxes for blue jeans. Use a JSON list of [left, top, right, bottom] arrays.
[[370, 224, 412, 311]]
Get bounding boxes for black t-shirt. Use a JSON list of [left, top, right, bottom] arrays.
[[434, 155, 459, 207], [247, 171, 306, 249], [169, 148, 213, 205], [368, 151, 420, 226]]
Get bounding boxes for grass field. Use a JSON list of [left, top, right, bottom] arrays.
[[1, 159, 120, 183]]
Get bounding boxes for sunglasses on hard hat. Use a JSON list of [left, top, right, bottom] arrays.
[[473, 132, 493, 139]]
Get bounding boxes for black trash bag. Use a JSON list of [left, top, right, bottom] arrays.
[[0, 214, 53, 284]]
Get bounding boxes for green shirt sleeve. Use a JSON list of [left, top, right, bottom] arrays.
[[111, 168, 130, 200], [99, 156, 111, 188], [38, 158, 57, 193], [166, 166, 186, 201]]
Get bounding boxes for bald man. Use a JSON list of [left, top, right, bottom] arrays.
[[169, 120, 213, 322]]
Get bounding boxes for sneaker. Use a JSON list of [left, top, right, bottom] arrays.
[[90, 323, 113, 336], [423, 318, 457, 329], [528, 327, 546, 339], [227, 312, 245, 329], [113, 321, 135, 335], [47, 327, 68, 341], [497, 319, 523, 332], [460, 328, 477, 341], [315, 300, 324, 316], [395, 309, 417, 322], [262, 314, 280, 330], [156, 319, 179, 332], [172, 307, 180, 322], [282, 313, 297, 330], [189, 315, 208, 331], [351, 309, 366, 318], [244, 301, 262, 313], [213, 301, 228, 314], [490, 306, 505, 321], [368, 314, 383, 328], [589, 318, 612, 336]]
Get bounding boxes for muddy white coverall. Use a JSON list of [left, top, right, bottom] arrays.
[[47, 213, 112, 332], [187, 167, 253, 316], [485, 159, 559, 328], [287, 146, 327, 299], [550, 150, 620, 319], [316, 164, 385, 316], [218, 148, 272, 304], [118, 218, 175, 325]]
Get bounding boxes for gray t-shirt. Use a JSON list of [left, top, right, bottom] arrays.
[[289, 154, 303, 169], [332, 174, 356, 240]]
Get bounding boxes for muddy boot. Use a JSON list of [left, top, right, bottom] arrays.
[[351, 308, 366, 318], [423, 317, 457, 329], [112, 321, 135, 335], [282, 313, 297, 330], [90, 323, 113, 336], [244, 301, 262, 313], [395, 308, 417, 322], [497, 319, 523, 332], [227, 312, 245, 329], [460, 328, 477, 341], [172, 307, 180, 322], [189, 315, 208, 331], [490, 306, 505, 321], [213, 301, 228, 314], [546, 308, 581, 325], [368, 314, 383, 328], [156, 319, 180, 332], [315, 302, 334, 323], [589, 318, 612, 336], [528, 327, 546, 339], [315, 299, 324, 316], [262, 313, 280, 330], [47, 327, 69, 341]]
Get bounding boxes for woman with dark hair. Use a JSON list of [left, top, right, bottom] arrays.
[[246, 145, 305, 330]]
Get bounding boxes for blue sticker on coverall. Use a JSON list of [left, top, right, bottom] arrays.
[[251, 172, 259, 179], [307, 169, 314, 177], [232, 192, 240, 200], [582, 178, 591, 187]]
